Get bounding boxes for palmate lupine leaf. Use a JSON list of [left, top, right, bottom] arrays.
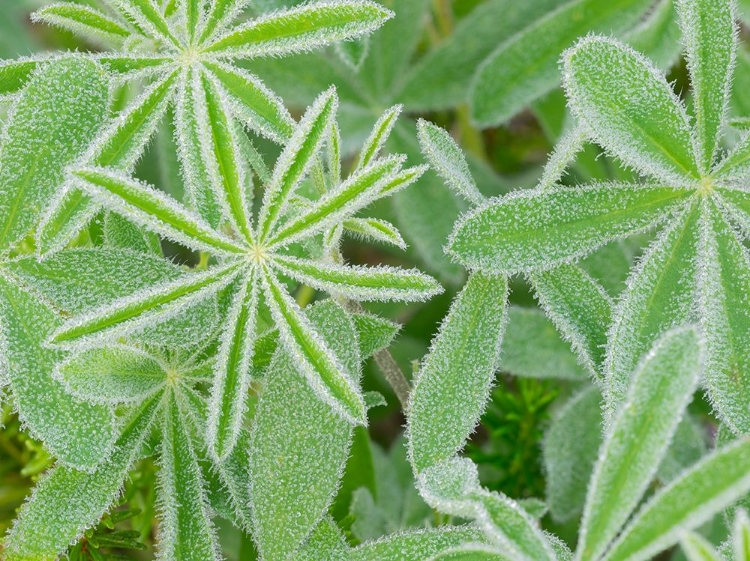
[[601, 436, 750, 561], [357, 104, 403, 171], [103, 212, 163, 255], [604, 203, 700, 419], [417, 458, 555, 561], [677, 0, 736, 172], [156, 394, 221, 561], [698, 200, 750, 434], [562, 36, 700, 183], [350, 526, 488, 561], [408, 271, 507, 474], [249, 301, 359, 560], [0, 57, 108, 250], [0, 276, 115, 471], [470, 0, 655, 127], [447, 184, 690, 273], [577, 327, 703, 561], [3, 395, 162, 561]]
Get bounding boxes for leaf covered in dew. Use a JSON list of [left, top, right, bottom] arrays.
[[205, 0, 394, 57], [417, 119, 484, 205], [577, 327, 703, 561], [55, 344, 168, 404], [680, 532, 723, 561], [0, 276, 114, 471], [605, 203, 701, 420], [408, 271, 507, 474], [417, 457, 555, 561], [562, 36, 700, 183], [677, 0, 737, 171], [343, 217, 407, 249], [602, 437, 750, 561], [156, 394, 221, 561], [249, 301, 360, 560], [448, 184, 690, 274], [31, 3, 131, 47], [428, 543, 507, 561], [530, 264, 613, 380], [270, 254, 442, 302], [0, 57, 108, 250], [350, 526, 488, 561]]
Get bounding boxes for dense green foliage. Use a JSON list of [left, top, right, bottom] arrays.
[[1, 0, 750, 560]]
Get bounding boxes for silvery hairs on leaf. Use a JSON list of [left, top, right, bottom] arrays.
[[47, 90, 440, 461], [14, 0, 394, 251]]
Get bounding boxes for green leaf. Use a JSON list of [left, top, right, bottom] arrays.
[[678, 0, 736, 171], [267, 156, 413, 248], [203, 61, 294, 142], [499, 306, 587, 381], [530, 264, 613, 380], [174, 65, 223, 228], [199, 71, 255, 243], [206, 0, 393, 58], [681, 532, 723, 561], [604, 202, 700, 420], [343, 217, 406, 249], [698, 200, 750, 434], [562, 36, 700, 182], [249, 301, 359, 559], [0, 58, 108, 249], [262, 269, 367, 424], [470, 0, 654, 127], [207, 273, 258, 460], [603, 437, 750, 561], [417, 120, 483, 205], [3, 395, 161, 561], [350, 526, 487, 561], [351, 312, 400, 357], [578, 327, 703, 561], [625, 0, 682, 71], [213, 429, 254, 532], [103, 212, 162, 255], [71, 167, 247, 254], [31, 3, 131, 46], [259, 87, 338, 240], [114, 0, 179, 47], [270, 254, 442, 302], [49, 262, 242, 348], [295, 516, 350, 560], [55, 345, 168, 404], [0, 57, 41, 97], [6, 248, 184, 314], [357, 104, 402, 171], [448, 184, 690, 273], [543, 387, 603, 523], [417, 458, 554, 560], [733, 508, 750, 561], [0, 276, 114, 470], [428, 544, 507, 561], [408, 272, 507, 474], [199, 0, 250, 45], [158, 393, 221, 561]]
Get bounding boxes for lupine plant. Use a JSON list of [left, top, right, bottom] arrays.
[[2, 0, 750, 560]]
